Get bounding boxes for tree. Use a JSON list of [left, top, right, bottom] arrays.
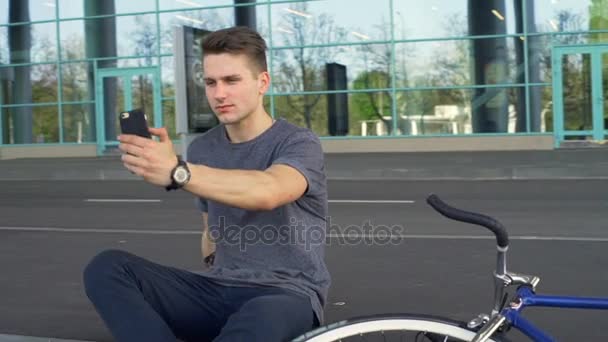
[[273, 2, 346, 132]]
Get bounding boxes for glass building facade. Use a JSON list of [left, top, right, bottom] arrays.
[[1, 0, 607, 153]]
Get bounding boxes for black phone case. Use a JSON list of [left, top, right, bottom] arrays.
[[119, 109, 151, 138]]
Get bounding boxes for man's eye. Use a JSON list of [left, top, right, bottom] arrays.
[[205, 81, 215, 86]]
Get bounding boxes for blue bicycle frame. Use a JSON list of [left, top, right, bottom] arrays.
[[501, 286, 608, 341]]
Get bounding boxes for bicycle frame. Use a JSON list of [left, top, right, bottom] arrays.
[[501, 286, 608, 341]]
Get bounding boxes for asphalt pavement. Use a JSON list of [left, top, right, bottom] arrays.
[[0, 149, 607, 341]]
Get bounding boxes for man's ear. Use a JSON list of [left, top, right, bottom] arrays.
[[258, 71, 270, 95]]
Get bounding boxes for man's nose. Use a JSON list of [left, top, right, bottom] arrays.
[[214, 83, 227, 100]]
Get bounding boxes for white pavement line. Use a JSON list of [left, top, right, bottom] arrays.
[[0, 226, 198, 234], [84, 199, 162, 203], [328, 200, 415, 204], [1, 226, 608, 242]]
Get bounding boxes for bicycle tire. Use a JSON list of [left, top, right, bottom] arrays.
[[292, 314, 502, 342]]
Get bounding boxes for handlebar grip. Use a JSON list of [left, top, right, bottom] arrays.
[[426, 194, 509, 248]]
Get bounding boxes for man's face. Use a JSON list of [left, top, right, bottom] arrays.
[[203, 53, 268, 125]]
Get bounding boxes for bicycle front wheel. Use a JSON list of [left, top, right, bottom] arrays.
[[293, 314, 501, 342]]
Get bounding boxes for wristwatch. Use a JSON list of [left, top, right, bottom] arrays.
[[166, 156, 191, 191]]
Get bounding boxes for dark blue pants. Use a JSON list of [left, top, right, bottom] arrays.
[[83, 249, 315, 342]]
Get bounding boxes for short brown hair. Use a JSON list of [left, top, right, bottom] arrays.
[[202, 26, 268, 74]]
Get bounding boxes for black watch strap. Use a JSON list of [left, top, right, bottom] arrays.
[[165, 156, 187, 191]]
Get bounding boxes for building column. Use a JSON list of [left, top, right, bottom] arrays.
[[85, 0, 117, 143], [8, 0, 33, 144], [234, 0, 256, 29]]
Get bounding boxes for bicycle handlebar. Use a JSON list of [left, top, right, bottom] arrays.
[[426, 194, 509, 248]]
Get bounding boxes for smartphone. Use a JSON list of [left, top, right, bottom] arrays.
[[119, 108, 151, 138]]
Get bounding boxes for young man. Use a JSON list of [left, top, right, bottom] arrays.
[[83, 26, 331, 342]]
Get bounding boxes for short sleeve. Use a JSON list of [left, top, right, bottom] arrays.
[[187, 137, 208, 213], [272, 130, 325, 197]]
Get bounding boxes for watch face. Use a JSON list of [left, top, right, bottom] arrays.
[[174, 167, 190, 184]]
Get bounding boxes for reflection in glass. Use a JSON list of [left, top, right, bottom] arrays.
[[116, 15, 157, 59], [62, 104, 94, 143], [561, 53, 592, 131], [58, 0, 83, 19], [158, 9, 233, 55], [273, 44, 388, 95], [274, 95, 328, 135], [603, 53, 608, 137], [394, 0, 519, 40], [161, 56, 175, 98], [395, 87, 524, 136], [59, 20, 86, 60], [30, 23, 58, 63], [533, 0, 594, 34], [162, 99, 176, 138], [32, 105, 59, 143], [61, 62, 90, 102], [530, 86, 554, 133], [31, 63, 58, 102], [131, 73, 155, 126], [270, 0, 387, 46], [349, 91, 393, 136]]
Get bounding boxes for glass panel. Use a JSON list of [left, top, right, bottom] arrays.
[[602, 53, 608, 139], [131, 73, 155, 126], [533, 0, 593, 34], [33, 105, 59, 143], [0, 0, 7, 25], [115, 0, 156, 15], [158, 0, 232, 11], [272, 44, 389, 94], [562, 53, 592, 132], [58, 0, 83, 19], [59, 20, 86, 60], [3, 0, 57, 24], [394, 0, 520, 40], [396, 87, 525, 135], [257, 3, 270, 43], [158, 8, 233, 55], [32, 63, 58, 102], [0, 26, 8, 64], [29, 22, 58, 63], [162, 99, 176, 139], [116, 14, 158, 59], [273, 94, 329, 136], [161, 56, 174, 98], [101, 76, 124, 142], [350, 91, 393, 137], [61, 62, 90, 102], [61, 103, 94, 143], [3, 105, 58, 143], [270, 0, 388, 47], [529, 85, 553, 133], [395, 37, 520, 88], [527, 34, 552, 83]]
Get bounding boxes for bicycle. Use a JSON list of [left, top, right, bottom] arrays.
[[292, 194, 608, 342]]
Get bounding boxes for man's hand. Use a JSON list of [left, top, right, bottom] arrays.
[[118, 127, 177, 187]]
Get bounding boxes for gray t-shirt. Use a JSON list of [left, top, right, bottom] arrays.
[[186, 118, 331, 324]]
